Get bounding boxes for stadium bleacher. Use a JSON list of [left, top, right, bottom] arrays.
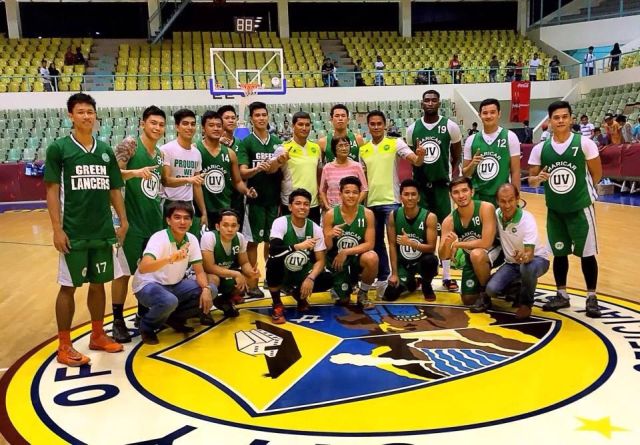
[[572, 83, 640, 124]]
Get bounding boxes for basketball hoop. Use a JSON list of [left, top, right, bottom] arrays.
[[237, 82, 261, 130]]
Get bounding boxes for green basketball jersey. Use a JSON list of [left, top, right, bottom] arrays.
[[452, 200, 483, 256], [410, 117, 452, 183], [237, 132, 282, 206], [540, 133, 594, 213], [124, 137, 163, 237], [327, 205, 367, 263], [227, 137, 244, 210], [282, 216, 315, 281], [324, 130, 359, 162], [470, 128, 512, 202], [212, 230, 240, 270], [394, 206, 428, 264], [197, 140, 232, 211], [44, 135, 124, 240]]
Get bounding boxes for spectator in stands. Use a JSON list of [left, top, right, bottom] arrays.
[[528, 53, 540, 81], [416, 67, 437, 85], [584, 46, 595, 76], [374, 55, 385, 86], [332, 59, 340, 87], [610, 43, 622, 71], [580, 115, 595, 139], [74, 47, 86, 66], [618, 115, 633, 143], [604, 113, 621, 144], [39, 60, 52, 92], [449, 54, 462, 84], [632, 117, 640, 142], [468, 122, 480, 137], [593, 127, 608, 148], [387, 119, 400, 137], [48, 62, 59, 92], [522, 120, 533, 143], [540, 122, 551, 142], [549, 55, 561, 80], [280, 120, 292, 141], [354, 59, 365, 86], [515, 57, 524, 81], [64, 46, 75, 66], [322, 58, 335, 87], [505, 57, 516, 82], [488, 55, 500, 83]]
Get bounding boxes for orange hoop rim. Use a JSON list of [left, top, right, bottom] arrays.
[[239, 82, 260, 97]]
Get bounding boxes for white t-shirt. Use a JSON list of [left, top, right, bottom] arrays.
[[495, 208, 550, 263], [463, 128, 521, 160], [529, 59, 540, 75], [374, 61, 385, 70], [270, 216, 326, 252], [39, 67, 51, 84], [580, 123, 595, 138], [584, 53, 595, 68], [200, 231, 248, 256], [528, 135, 599, 165], [406, 116, 463, 146], [160, 139, 202, 201], [132, 230, 202, 293]]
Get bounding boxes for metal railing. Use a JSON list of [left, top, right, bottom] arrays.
[[531, 0, 640, 27], [1, 48, 639, 93]]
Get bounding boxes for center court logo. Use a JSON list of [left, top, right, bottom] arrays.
[[2, 287, 639, 444]]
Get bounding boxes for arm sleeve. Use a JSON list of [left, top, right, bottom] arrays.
[[238, 233, 248, 253], [187, 234, 203, 263], [507, 131, 521, 157], [463, 134, 474, 160], [200, 231, 214, 252], [312, 223, 327, 251], [44, 141, 62, 183], [447, 120, 462, 144], [269, 216, 286, 240], [160, 145, 172, 167], [143, 232, 164, 259], [528, 143, 543, 165], [268, 238, 292, 257], [273, 144, 285, 157], [522, 213, 538, 246], [395, 139, 413, 159], [405, 122, 416, 147], [194, 150, 203, 174], [582, 137, 600, 160]]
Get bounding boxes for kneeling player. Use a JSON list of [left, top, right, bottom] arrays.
[[201, 210, 260, 318], [385, 179, 439, 301], [439, 177, 502, 311], [323, 176, 378, 308], [266, 188, 333, 324]]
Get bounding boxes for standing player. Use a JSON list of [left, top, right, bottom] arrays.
[[266, 189, 333, 324], [45, 93, 127, 366], [406, 89, 463, 292], [318, 104, 364, 162], [238, 101, 283, 298], [439, 177, 502, 311], [201, 210, 260, 317], [462, 98, 521, 206], [323, 176, 378, 308], [528, 100, 602, 318], [386, 179, 439, 301], [196, 111, 257, 228], [217, 105, 246, 226], [160, 109, 207, 238], [359, 110, 426, 295], [272, 112, 323, 223], [110, 105, 166, 343]]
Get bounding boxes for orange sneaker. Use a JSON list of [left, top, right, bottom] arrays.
[[57, 344, 90, 367], [89, 333, 124, 353], [271, 304, 286, 324]]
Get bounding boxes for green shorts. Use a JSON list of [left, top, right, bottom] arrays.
[[243, 204, 279, 243], [58, 238, 118, 287], [418, 184, 451, 231], [329, 258, 361, 300], [461, 244, 504, 295], [118, 233, 149, 275], [547, 206, 598, 257], [218, 276, 239, 297]]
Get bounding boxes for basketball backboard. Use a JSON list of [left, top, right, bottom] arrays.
[[209, 47, 286, 96]]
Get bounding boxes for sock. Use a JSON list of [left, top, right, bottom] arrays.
[[269, 290, 282, 307], [442, 260, 451, 280], [360, 282, 372, 292], [112, 303, 124, 320], [557, 288, 568, 298], [58, 330, 71, 346], [587, 291, 597, 298], [91, 320, 104, 337]]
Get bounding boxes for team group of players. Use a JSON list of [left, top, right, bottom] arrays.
[[45, 90, 603, 367]]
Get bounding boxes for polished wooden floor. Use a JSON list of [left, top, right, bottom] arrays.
[[1, 192, 639, 374]]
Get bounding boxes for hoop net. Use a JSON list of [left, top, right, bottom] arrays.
[[237, 82, 261, 127]]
